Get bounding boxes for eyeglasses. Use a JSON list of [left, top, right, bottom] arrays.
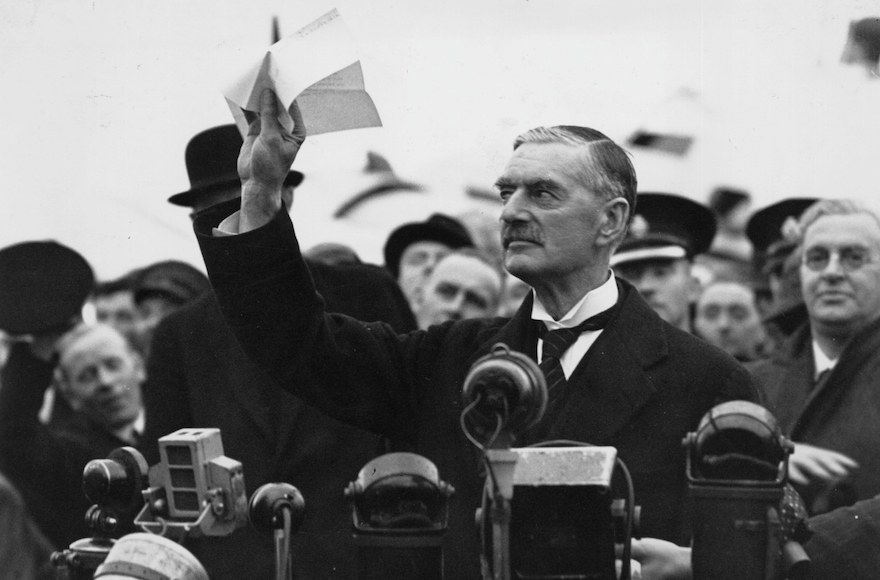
[[802, 246, 874, 272]]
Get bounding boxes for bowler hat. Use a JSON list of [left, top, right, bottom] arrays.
[[383, 214, 474, 278], [168, 125, 304, 207], [0, 241, 94, 334], [612, 192, 716, 267]]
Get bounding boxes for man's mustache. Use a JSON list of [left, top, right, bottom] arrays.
[[501, 225, 543, 248]]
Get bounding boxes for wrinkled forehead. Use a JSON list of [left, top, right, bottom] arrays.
[[59, 326, 131, 372], [698, 283, 755, 307], [803, 213, 880, 249], [431, 255, 501, 289]]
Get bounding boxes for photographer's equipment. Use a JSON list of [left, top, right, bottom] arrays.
[[92, 533, 208, 580], [135, 428, 248, 540], [462, 344, 634, 580], [684, 400, 810, 580], [345, 452, 454, 580], [249, 483, 306, 580], [51, 447, 148, 580]]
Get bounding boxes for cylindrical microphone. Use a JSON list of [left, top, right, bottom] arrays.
[[461, 343, 547, 444]]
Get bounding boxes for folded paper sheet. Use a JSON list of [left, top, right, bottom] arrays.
[[224, 9, 382, 136]]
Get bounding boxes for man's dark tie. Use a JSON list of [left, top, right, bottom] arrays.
[[537, 304, 620, 395]]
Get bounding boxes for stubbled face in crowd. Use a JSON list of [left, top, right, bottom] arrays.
[[57, 326, 143, 431], [497, 142, 614, 289], [614, 258, 699, 331], [397, 240, 453, 305], [694, 281, 767, 360], [92, 290, 139, 344], [800, 213, 880, 333], [413, 254, 502, 328]]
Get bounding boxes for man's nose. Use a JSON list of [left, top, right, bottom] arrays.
[[500, 190, 529, 224], [821, 254, 847, 277], [445, 293, 466, 315], [715, 313, 733, 332], [96, 367, 119, 390]]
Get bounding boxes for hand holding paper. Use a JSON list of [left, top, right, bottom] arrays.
[[236, 89, 305, 232], [224, 9, 382, 137]]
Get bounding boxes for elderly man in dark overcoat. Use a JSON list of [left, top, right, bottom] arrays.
[[749, 198, 880, 515], [193, 91, 757, 578]]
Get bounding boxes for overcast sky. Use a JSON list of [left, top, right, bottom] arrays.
[[1, 0, 876, 277]]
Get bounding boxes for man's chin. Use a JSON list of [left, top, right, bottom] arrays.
[[504, 256, 541, 282]]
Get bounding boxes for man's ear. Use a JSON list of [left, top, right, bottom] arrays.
[[687, 270, 704, 304], [598, 197, 630, 247]]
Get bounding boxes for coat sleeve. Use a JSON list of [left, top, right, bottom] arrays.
[[195, 207, 437, 444], [0, 343, 96, 547], [803, 496, 880, 580], [139, 313, 194, 466]]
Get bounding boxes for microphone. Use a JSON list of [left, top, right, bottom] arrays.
[[249, 483, 305, 580], [461, 343, 547, 446], [135, 428, 248, 540], [684, 400, 809, 580]]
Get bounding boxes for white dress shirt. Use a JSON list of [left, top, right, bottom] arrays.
[[532, 273, 619, 379]]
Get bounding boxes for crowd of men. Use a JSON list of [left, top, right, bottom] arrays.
[[0, 88, 879, 579]]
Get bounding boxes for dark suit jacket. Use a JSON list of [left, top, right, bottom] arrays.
[[750, 317, 880, 512], [804, 495, 880, 580], [0, 343, 134, 549], [141, 261, 415, 580], [195, 207, 757, 579]]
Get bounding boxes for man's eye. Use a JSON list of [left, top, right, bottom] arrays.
[[728, 306, 749, 322], [404, 253, 428, 267], [841, 248, 869, 270], [436, 284, 458, 299], [701, 305, 721, 320], [532, 190, 553, 200], [804, 249, 829, 271], [77, 368, 98, 384]]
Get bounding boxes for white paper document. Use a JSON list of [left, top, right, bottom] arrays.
[[223, 9, 382, 136]]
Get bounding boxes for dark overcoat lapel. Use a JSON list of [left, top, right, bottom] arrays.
[[465, 282, 667, 444]]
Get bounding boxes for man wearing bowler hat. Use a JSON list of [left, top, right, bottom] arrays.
[[383, 212, 475, 310], [168, 124, 304, 216], [612, 192, 717, 334]]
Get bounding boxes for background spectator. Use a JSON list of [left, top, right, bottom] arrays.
[[612, 192, 716, 333], [694, 280, 769, 362], [410, 248, 503, 329]]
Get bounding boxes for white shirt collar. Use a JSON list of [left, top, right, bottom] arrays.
[[811, 340, 838, 380], [111, 409, 145, 445], [531, 272, 619, 330]]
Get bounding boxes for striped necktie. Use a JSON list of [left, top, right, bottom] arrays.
[[537, 304, 620, 395]]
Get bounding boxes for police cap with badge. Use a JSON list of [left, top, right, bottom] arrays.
[[611, 192, 717, 268]]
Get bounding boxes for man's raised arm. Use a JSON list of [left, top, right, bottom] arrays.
[[237, 89, 306, 232]]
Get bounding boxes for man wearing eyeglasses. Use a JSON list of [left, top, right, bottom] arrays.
[[750, 198, 880, 516]]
